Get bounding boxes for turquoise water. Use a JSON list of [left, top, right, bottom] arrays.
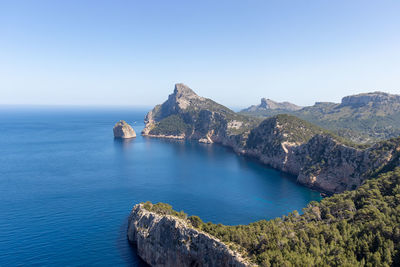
[[0, 107, 321, 266]]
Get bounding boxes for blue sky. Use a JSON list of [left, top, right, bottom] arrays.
[[1, 0, 399, 108]]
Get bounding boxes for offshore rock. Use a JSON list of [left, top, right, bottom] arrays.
[[113, 120, 136, 139], [127, 204, 251, 267]]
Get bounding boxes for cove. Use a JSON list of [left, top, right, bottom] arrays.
[[0, 107, 321, 266]]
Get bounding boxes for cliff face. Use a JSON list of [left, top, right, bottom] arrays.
[[113, 120, 136, 139], [240, 116, 400, 193], [142, 83, 260, 143], [142, 84, 400, 194], [127, 204, 250, 267], [340, 91, 400, 108]]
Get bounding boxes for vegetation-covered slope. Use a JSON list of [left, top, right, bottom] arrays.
[[240, 92, 400, 144], [143, 166, 400, 266]]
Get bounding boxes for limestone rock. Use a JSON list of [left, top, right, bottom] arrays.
[[127, 204, 251, 267], [141, 83, 259, 141], [113, 120, 136, 139], [340, 91, 400, 108]]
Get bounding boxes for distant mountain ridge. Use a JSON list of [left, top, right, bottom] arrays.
[[340, 91, 400, 107], [242, 98, 302, 113], [240, 91, 400, 143]]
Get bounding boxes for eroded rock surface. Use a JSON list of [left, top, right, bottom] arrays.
[[113, 120, 136, 139], [127, 204, 251, 267]]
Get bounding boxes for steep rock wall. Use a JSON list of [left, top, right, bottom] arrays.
[[127, 204, 251, 267]]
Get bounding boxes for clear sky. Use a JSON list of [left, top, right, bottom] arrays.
[[1, 0, 399, 108]]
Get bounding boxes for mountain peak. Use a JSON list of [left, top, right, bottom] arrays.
[[173, 83, 198, 99], [260, 98, 302, 111]]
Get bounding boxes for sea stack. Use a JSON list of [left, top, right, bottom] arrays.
[[113, 120, 136, 139]]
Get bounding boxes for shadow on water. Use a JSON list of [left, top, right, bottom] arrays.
[[148, 136, 303, 185], [113, 138, 135, 150], [116, 216, 149, 267]]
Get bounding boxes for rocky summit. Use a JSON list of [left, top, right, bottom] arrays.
[[113, 120, 136, 139], [142, 83, 260, 142]]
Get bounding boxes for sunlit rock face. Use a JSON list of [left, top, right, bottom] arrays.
[[127, 204, 251, 267], [113, 120, 136, 139]]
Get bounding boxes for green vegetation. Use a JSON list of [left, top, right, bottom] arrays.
[[148, 86, 262, 138], [142, 201, 187, 220], [149, 115, 189, 136], [146, 167, 400, 266], [246, 114, 368, 150], [240, 100, 400, 144]]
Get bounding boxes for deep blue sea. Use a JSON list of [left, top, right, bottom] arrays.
[[0, 107, 321, 266]]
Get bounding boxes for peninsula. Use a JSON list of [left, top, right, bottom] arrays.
[[125, 84, 400, 266]]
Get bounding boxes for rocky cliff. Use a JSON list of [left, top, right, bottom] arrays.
[[340, 91, 400, 108], [142, 84, 400, 194], [127, 169, 400, 266], [240, 115, 400, 193], [127, 203, 251, 267], [113, 120, 136, 139], [142, 83, 260, 143]]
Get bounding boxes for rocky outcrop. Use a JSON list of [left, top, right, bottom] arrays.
[[113, 120, 136, 139], [127, 204, 251, 267], [142, 83, 260, 142], [340, 91, 400, 108], [242, 98, 302, 113]]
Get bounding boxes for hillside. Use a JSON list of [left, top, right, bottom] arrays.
[[240, 91, 400, 143], [136, 166, 400, 266]]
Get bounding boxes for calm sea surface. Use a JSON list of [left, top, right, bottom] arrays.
[[0, 107, 321, 266]]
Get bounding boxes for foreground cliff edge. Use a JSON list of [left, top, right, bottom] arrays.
[[140, 83, 400, 194], [130, 167, 400, 266], [127, 203, 252, 267]]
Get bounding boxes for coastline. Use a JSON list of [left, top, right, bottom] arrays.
[[142, 132, 334, 196]]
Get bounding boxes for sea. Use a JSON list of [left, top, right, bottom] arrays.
[[0, 106, 321, 266]]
